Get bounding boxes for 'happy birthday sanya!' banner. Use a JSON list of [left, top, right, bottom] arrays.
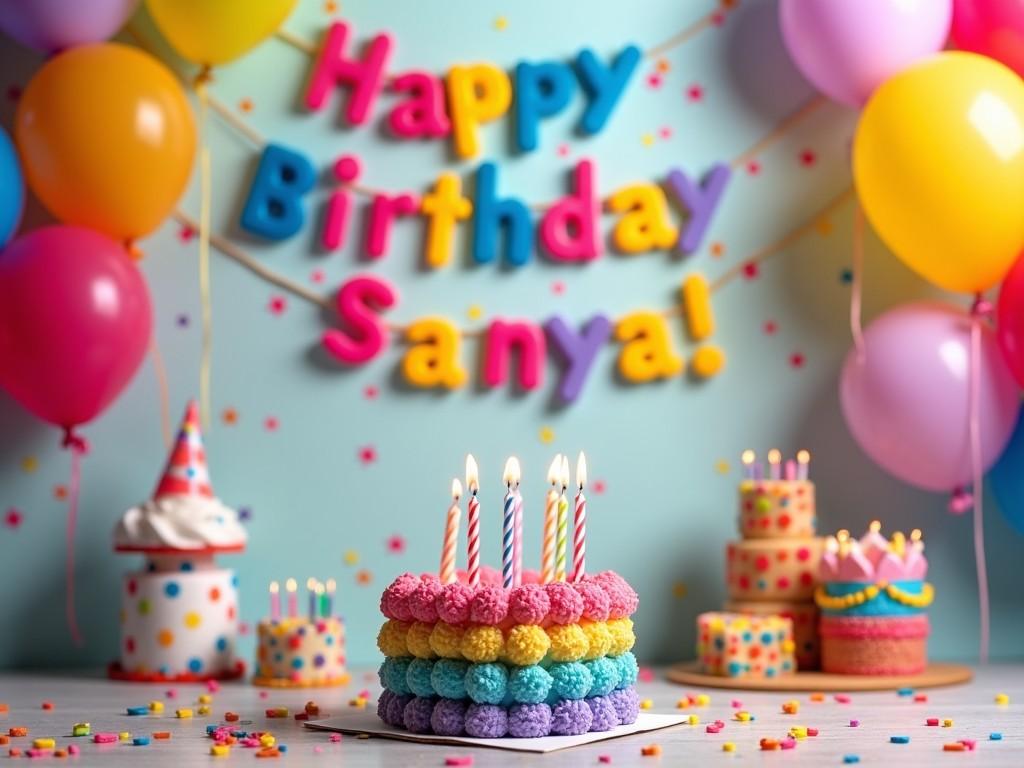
[[235, 22, 730, 404]]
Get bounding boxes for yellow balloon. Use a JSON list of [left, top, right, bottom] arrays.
[[15, 43, 195, 243], [146, 0, 297, 67], [853, 52, 1024, 294]]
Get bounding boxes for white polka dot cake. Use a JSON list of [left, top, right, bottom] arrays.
[[725, 538, 823, 601], [696, 612, 795, 678], [377, 453, 641, 738], [254, 616, 349, 688], [739, 479, 816, 538], [110, 401, 247, 682], [726, 599, 819, 671]]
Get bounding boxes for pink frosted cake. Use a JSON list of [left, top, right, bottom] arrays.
[[816, 524, 932, 675]]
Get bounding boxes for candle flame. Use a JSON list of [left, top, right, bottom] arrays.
[[910, 528, 922, 542], [503, 457, 521, 487], [560, 454, 570, 489], [797, 449, 810, 464], [825, 536, 838, 553], [285, 578, 297, 593], [576, 452, 587, 489], [326, 578, 336, 593], [837, 529, 850, 542], [465, 454, 479, 493], [547, 454, 562, 485], [741, 449, 755, 465], [269, 581, 279, 594], [315, 582, 325, 596], [869, 520, 881, 534], [451, 478, 463, 500], [306, 577, 317, 591], [768, 449, 781, 465]]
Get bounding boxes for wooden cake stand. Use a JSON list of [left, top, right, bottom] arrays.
[[667, 661, 972, 692]]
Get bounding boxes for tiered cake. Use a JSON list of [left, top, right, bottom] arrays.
[[816, 524, 932, 675], [377, 453, 640, 739], [701, 450, 823, 676], [111, 401, 246, 682]]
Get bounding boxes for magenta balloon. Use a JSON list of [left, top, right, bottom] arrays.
[[840, 302, 1020, 492], [0, 0, 139, 52], [779, 0, 952, 107], [0, 226, 152, 430], [952, 0, 1024, 78]]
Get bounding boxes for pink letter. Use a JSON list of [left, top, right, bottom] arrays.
[[321, 275, 398, 364], [366, 193, 420, 259], [305, 22, 392, 125], [539, 159, 602, 262], [388, 71, 451, 138], [321, 155, 362, 251], [483, 320, 546, 391]]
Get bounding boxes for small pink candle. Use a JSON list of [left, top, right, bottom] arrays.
[[768, 449, 781, 480], [285, 578, 297, 618], [836, 540, 874, 581], [820, 537, 839, 581], [269, 581, 280, 621], [904, 529, 928, 580], [859, 520, 890, 567]]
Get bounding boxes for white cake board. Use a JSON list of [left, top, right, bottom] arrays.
[[305, 711, 689, 753]]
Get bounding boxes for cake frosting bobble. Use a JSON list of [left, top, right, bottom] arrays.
[[377, 453, 641, 739], [816, 523, 932, 675], [109, 401, 246, 682]]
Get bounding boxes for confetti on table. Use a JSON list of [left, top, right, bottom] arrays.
[[763, 320, 778, 335], [598, 756, 612, 764], [943, 743, 966, 752], [834, 695, 851, 704], [324, 0, 338, 13], [990, 732, 1003, 740], [942, 718, 953, 727], [890, 735, 910, 744], [639, 699, 653, 710], [19, 456, 37, 473], [688, 714, 700, 725], [444, 755, 474, 766], [995, 692, 1009, 705], [4, 509, 23, 529], [722, 741, 736, 752], [238, 507, 253, 522], [913, 693, 928, 703], [362, 385, 380, 400], [849, 719, 859, 727], [782, 700, 799, 714], [843, 756, 860, 765], [640, 744, 662, 756], [926, 718, 939, 726], [358, 445, 378, 465]]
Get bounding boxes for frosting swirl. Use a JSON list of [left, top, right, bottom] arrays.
[[114, 495, 247, 550]]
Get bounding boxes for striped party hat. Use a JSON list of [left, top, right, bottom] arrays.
[[153, 400, 213, 499]]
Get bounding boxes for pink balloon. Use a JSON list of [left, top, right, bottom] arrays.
[[0, 226, 152, 431], [840, 302, 1020, 492], [780, 0, 952, 107], [0, 0, 139, 53], [952, 0, 1024, 78]]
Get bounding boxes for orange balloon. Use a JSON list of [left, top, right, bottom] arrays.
[[15, 43, 196, 243]]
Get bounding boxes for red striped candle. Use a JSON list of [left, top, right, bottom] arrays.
[[466, 455, 481, 587], [572, 452, 587, 582]]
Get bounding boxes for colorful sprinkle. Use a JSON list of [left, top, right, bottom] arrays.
[[640, 744, 662, 756], [890, 735, 910, 744], [843, 756, 860, 765]]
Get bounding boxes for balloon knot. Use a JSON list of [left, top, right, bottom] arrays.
[[971, 294, 994, 318], [948, 486, 974, 515], [61, 428, 90, 455], [193, 65, 214, 89], [124, 240, 144, 261]]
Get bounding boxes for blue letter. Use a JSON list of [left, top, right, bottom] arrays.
[[472, 162, 533, 267], [575, 44, 641, 135], [514, 61, 576, 152], [240, 143, 316, 240]]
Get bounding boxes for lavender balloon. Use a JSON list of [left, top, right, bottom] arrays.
[[780, 0, 952, 107], [0, 0, 139, 52], [840, 302, 1019, 492]]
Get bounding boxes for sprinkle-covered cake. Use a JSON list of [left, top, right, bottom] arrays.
[[696, 612, 795, 678], [110, 401, 246, 682], [377, 453, 640, 738], [816, 524, 932, 675]]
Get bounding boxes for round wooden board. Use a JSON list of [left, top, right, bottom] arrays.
[[666, 661, 972, 692]]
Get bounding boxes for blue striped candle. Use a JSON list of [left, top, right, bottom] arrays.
[[502, 457, 521, 589]]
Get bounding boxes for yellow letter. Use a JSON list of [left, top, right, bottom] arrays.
[[421, 173, 472, 269], [447, 64, 512, 158], [614, 311, 683, 382], [607, 183, 678, 253], [681, 273, 725, 378], [402, 317, 466, 388]]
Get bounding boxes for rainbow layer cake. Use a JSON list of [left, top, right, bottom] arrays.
[[816, 524, 932, 675], [697, 612, 795, 678], [377, 453, 640, 738]]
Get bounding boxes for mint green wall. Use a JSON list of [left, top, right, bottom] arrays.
[[1, 0, 1020, 670]]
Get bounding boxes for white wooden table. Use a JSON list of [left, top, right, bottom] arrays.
[[0, 665, 1020, 766]]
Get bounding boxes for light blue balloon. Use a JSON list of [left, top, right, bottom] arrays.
[[0, 127, 23, 248], [989, 409, 1024, 537]]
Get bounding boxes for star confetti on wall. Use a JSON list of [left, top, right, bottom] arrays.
[[686, 84, 704, 102], [715, 459, 730, 474], [538, 426, 555, 444], [592, 479, 607, 495], [343, 550, 360, 566], [264, 416, 280, 431], [53, 485, 68, 501], [176, 313, 190, 328], [268, 296, 287, 315], [763, 320, 778, 335], [386, 535, 406, 554], [355, 569, 373, 586], [672, 581, 688, 599], [20, 456, 37, 474], [310, 269, 326, 284], [358, 445, 378, 465], [4, 508, 23, 529], [238, 506, 253, 522], [221, 408, 239, 426], [177, 225, 195, 243], [238, 98, 254, 114], [466, 304, 484, 320], [799, 149, 817, 167], [363, 385, 379, 400], [742, 262, 759, 279], [745, 160, 761, 176], [790, 353, 806, 369]]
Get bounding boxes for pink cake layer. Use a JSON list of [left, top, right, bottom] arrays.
[[819, 615, 929, 675], [381, 571, 638, 627]]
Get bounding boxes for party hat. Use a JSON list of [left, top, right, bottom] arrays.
[[153, 400, 213, 499]]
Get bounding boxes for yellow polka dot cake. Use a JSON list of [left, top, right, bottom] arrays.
[[254, 607, 349, 688], [697, 612, 795, 678], [110, 401, 246, 682], [377, 453, 641, 738]]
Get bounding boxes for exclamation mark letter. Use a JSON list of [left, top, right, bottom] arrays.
[[682, 273, 725, 378]]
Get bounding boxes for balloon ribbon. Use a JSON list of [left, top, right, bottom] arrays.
[[969, 295, 992, 663], [61, 428, 88, 647], [196, 67, 213, 430]]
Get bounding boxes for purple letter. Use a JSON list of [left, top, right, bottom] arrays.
[[544, 314, 612, 404], [665, 163, 731, 254]]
